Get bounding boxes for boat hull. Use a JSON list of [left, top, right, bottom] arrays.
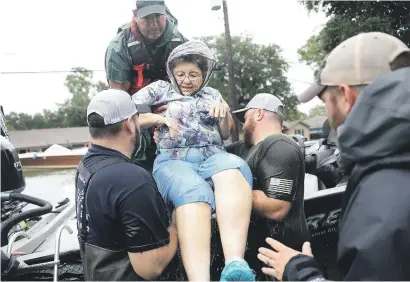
[[20, 155, 82, 170], [304, 184, 345, 280]]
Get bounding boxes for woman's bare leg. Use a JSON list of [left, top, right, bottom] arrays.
[[211, 169, 252, 262], [176, 202, 212, 281]]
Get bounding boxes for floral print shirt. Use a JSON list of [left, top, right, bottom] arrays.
[[132, 80, 226, 160]]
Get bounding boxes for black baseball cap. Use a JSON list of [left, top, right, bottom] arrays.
[[135, 0, 166, 18]]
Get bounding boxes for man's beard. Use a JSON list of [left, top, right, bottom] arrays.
[[328, 100, 347, 130], [131, 129, 141, 156], [243, 121, 255, 148], [243, 130, 253, 148]]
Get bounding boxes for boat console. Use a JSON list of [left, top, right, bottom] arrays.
[[1, 135, 25, 194], [1, 131, 79, 281]]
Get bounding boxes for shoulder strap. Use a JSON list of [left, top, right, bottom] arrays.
[[76, 157, 127, 249]]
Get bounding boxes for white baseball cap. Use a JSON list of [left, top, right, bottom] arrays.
[[87, 89, 149, 127]]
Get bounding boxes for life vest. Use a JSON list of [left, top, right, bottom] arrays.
[[131, 61, 168, 93]]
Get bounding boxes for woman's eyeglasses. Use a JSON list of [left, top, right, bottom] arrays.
[[174, 72, 202, 83]]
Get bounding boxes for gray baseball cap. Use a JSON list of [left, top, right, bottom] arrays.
[[87, 89, 149, 127], [299, 32, 410, 103], [135, 0, 166, 19], [232, 93, 284, 123]]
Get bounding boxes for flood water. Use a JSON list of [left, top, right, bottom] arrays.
[[22, 169, 77, 207]]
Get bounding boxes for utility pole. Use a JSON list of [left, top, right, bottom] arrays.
[[211, 0, 240, 142]]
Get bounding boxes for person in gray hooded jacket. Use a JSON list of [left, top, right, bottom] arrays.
[[256, 32, 410, 281], [132, 40, 255, 281]]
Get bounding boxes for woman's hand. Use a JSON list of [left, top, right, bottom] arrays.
[[210, 100, 231, 140], [209, 100, 230, 119], [153, 104, 168, 114], [157, 117, 179, 139]]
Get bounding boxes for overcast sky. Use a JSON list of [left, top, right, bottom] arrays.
[[0, 0, 328, 116]]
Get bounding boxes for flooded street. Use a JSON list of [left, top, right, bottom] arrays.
[[22, 169, 77, 207]]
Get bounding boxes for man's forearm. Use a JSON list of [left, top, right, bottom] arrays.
[[146, 224, 178, 279], [138, 113, 165, 128], [1, 251, 20, 278], [130, 224, 178, 280], [156, 225, 178, 272]]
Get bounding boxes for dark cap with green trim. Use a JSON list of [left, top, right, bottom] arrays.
[[135, 0, 166, 19]]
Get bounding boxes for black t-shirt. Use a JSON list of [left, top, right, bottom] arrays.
[[226, 134, 311, 280], [81, 144, 170, 253]]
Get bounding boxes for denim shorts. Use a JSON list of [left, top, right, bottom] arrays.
[[152, 148, 253, 213]]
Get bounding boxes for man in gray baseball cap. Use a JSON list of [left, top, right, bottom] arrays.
[[257, 32, 410, 281], [232, 93, 285, 124], [226, 93, 310, 281], [299, 31, 409, 129], [76, 89, 178, 281], [87, 88, 149, 128]]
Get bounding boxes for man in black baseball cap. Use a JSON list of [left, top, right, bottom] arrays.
[[135, 0, 166, 19], [105, 0, 187, 173]]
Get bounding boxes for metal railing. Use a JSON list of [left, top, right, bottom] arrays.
[[53, 225, 73, 282], [7, 225, 73, 282], [7, 231, 31, 255]]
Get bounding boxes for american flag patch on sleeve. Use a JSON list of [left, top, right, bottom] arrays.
[[269, 178, 293, 194]]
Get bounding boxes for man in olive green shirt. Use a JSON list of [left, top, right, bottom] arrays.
[[105, 0, 188, 171]]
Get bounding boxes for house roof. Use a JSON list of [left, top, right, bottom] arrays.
[[283, 120, 310, 129], [303, 115, 328, 129], [283, 115, 328, 130], [9, 127, 90, 149]]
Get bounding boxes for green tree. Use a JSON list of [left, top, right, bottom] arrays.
[[298, 1, 410, 75], [59, 67, 94, 127], [5, 68, 108, 130], [308, 104, 326, 117], [297, 34, 326, 72], [59, 67, 108, 127], [305, 0, 410, 45], [198, 34, 300, 120], [42, 109, 64, 128], [4, 112, 20, 130], [15, 113, 34, 130], [94, 81, 109, 94], [286, 109, 308, 121], [31, 113, 47, 129]]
